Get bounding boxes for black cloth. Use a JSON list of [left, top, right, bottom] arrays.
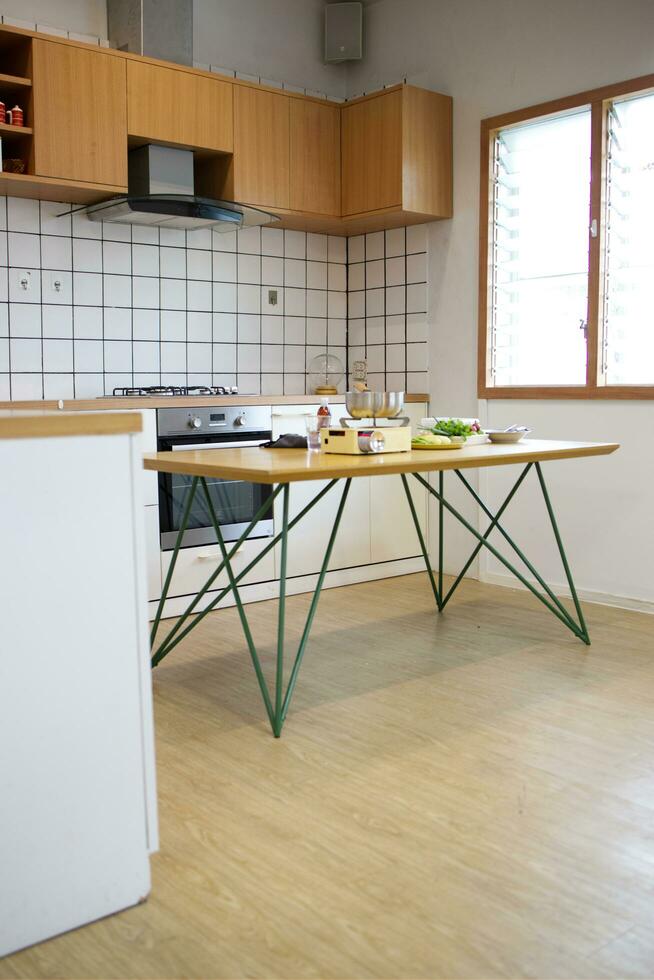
[[260, 433, 308, 449]]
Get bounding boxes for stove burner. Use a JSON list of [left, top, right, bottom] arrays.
[[112, 385, 238, 397]]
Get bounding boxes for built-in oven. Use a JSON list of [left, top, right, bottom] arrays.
[[157, 406, 273, 550]]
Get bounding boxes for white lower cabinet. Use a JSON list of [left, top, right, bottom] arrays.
[[161, 536, 276, 599], [144, 504, 163, 601]]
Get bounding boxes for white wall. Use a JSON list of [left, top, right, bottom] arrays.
[[0, 0, 106, 36], [193, 0, 346, 97], [348, 0, 654, 609]]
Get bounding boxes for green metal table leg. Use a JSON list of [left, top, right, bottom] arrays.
[[438, 471, 444, 607], [150, 475, 198, 648], [272, 484, 290, 737], [400, 472, 441, 609]]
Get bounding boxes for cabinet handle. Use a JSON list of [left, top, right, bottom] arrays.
[[197, 545, 244, 561]]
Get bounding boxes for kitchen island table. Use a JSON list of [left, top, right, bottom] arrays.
[[144, 439, 618, 736]]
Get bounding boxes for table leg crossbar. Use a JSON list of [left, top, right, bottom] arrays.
[[401, 462, 589, 645]]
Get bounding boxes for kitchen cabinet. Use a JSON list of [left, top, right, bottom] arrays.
[[127, 60, 233, 153], [161, 536, 276, 600], [233, 86, 290, 210], [341, 85, 452, 221], [32, 39, 128, 188], [289, 98, 340, 216]]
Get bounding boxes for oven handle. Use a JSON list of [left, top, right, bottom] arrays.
[[170, 439, 268, 451]]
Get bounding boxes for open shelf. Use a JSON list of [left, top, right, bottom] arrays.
[[0, 170, 125, 204], [0, 121, 33, 139], [0, 72, 31, 93]]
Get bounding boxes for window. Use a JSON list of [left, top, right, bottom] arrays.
[[479, 74, 654, 398]]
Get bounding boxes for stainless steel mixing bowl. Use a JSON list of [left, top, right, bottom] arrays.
[[345, 391, 405, 419]]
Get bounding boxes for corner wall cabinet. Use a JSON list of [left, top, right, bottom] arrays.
[[0, 24, 453, 233]]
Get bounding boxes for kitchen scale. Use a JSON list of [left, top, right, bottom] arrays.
[[321, 416, 412, 455]]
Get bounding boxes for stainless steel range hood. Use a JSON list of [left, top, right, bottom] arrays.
[[81, 144, 279, 232]]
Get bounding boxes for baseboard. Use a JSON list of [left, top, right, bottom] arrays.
[[480, 570, 654, 616], [149, 556, 426, 621]]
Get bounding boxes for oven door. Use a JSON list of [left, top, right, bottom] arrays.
[[157, 433, 274, 550]]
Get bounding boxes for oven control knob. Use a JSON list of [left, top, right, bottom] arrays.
[[188, 416, 202, 429], [234, 412, 246, 427]]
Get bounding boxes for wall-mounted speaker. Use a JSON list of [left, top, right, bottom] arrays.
[[324, 2, 363, 63]]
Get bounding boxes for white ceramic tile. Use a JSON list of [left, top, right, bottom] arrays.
[[41, 269, 72, 305], [40, 201, 72, 237], [132, 244, 159, 277], [74, 339, 103, 373], [160, 228, 186, 247], [73, 374, 105, 397], [0, 304, 7, 337], [9, 374, 43, 398], [43, 338, 73, 373], [72, 237, 102, 273], [213, 282, 236, 313], [187, 311, 212, 342], [366, 345, 385, 373], [186, 280, 212, 313], [348, 319, 365, 347], [8, 232, 40, 268], [104, 340, 132, 372], [9, 268, 41, 304], [328, 263, 346, 291], [406, 313, 428, 342], [386, 314, 406, 344], [0, 268, 7, 303], [284, 258, 306, 288], [159, 372, 186, 388], [0, 337, 8, 372], [44, 373, 75, 398], [238, 252, 261, 284], [42, 236, 72, 271], [366, 259, 384, 289], [349, 345, 365, 364], [306, 289, 327, 317], [104, 307, 132, 340], [161, 342, 187, 373], [238, 226, 261, 255], [187, 343, 212, 373], [9, 303, 41, 337], [261, 316, 284, 345], [261, 373, 282, 394], [237, 283, 260, 314], [213, 312, 237, 343], [104, 273, 132, 307], [386, 343, 406, 372], [133, 276, 160, 309], [307, 261, 327, 290], [7, 198, 40, 233], [0, 200, 6, 232], [132, 226, 159, 245], [133, 308, 159, 341], [385, 227, 406, 257], [213, 251, 237, 282], [366, 288, 384, 317], [284, 229, 305, 259], [186, 227, 211, 249], [283, 287, 305, 317], [283, 373, 305, 396], [238, 344, 260, 373], [261, 255, 283, 285], [348, 235, 365, 263], [10, 338, 42, 372], [407, 342, 429, 372], [42, 304, 73, 338], [237, 373, 261, 394], [133, 372, 162, 388], [261, 345, 283, 372], [284, 344, 305, 372], [366, 317, 385, 346], [73, 272, 102, 306], [406, 224, 427, 254], [306, 318, 327, 346], [72, 209, 102, 240], [160, 277, 186, 310], [386, 285, 406, 316], [133, 341, 160, 373], [284, 317, 305, 345], [328, 236, 346, 263], [73, 307, 103, 339], [407, 282, 427, 313], [160, 246, 186, 279], [348, 291, 364, 319], [365, 231, 384, 261], [407, 251, 427, 284], [102, 221, 131, 243], [187, 249, 211, 281], [212, 371, 237, 389], [386, 256, 406, 286], [212, 343, 237, 373], [261, 226, 284, 256], [407, 371, 429, 392], [305, 345, 325, 369], [213, 229, 237, 252], [328, 291, 347, 319], [0, 232, 6, 266], [237, 313, 260, 343], [306, 233, 327, 262], [328, 320, 346, 347], [161, 310, 186, 342]]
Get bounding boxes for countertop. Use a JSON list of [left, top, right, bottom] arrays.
[[0, 394, 429, 412], [0, 410, 142, 440]]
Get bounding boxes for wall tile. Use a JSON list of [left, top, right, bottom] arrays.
[[73, 238, 102, 272], [43, 339, 73, 373], [43, 305, 73, 338], [104, 307, 132, 340], [10, 338, 42, 372], [42, 236, 72, 271]]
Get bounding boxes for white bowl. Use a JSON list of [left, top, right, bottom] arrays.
[[486, 429, 532, 444]]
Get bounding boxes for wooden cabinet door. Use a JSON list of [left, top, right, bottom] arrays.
[[289, 99, 340, 215], [32, 40, 127, 188], [127, 61, 233, 153], [341, 89, 402, 216], [233, 86, 290, 209]]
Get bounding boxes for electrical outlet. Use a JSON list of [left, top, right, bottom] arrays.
[[268, 289, 278, 306], [15, 270, 32, 293], [48, 274, 66, 299], [353, 359, 367, 381]]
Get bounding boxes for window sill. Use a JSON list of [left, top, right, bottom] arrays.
[[478, 385, 654, 400]]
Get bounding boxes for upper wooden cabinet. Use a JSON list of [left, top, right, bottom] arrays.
[[342, 85, 452, 221], [233, 86, 290, 210], [127, 61, 233, 153], [32, 40, 128, 188], [289, 99, 340, 216]]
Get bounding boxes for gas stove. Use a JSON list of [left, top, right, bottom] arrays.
[[111, 385, 239, 397]]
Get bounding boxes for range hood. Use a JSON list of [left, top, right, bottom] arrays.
[[80, 144, 279, 232]]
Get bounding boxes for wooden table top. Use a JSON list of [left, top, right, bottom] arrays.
[[143, 439, 619, 484]]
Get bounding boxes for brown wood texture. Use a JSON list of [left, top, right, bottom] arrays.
[[0, 121, 32, 138], [0, 171, 125, 203], [0, 410, 141, 439], [0, 394, 430, 412], [233, 86, 290, 209], [402, 85, 453, 216], [0, 71, 31, 92], [479, 73, 654, 401], [32, 39, 127, 187], [127, 60, 233, 153], [289, 98, 340, 216], [2, 573, 654, 978], [144, 439, 619, 484], [341, 88, 402, 216]]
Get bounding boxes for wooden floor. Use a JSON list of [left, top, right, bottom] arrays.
[[2, 573, 654, 980]]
